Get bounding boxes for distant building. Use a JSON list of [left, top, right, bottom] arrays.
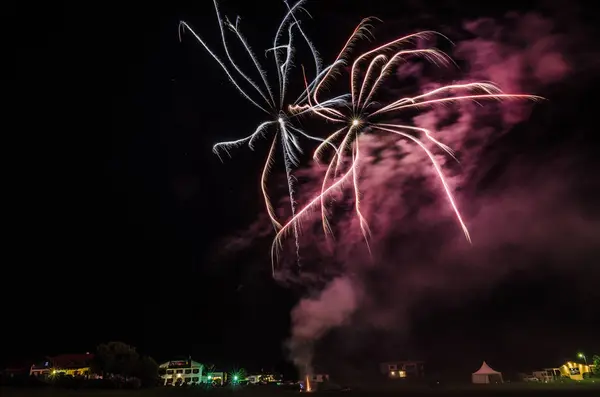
[[526, 363, 595, 383], [246, 374, 261, 384], [379, 361, 425, 379], [558, 361, 593, 381], [246, 373, 278, 384], [309, 373, 330, 383], [534, 368, 562, 382], [29, 361, 52, 378], [159, 359, 204, 386], [30, 353, 94, 378]]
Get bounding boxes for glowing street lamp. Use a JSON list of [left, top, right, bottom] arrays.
[[578, 353, 588, 365]]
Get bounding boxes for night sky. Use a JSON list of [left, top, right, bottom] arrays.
[[5, 0, 599, 380]]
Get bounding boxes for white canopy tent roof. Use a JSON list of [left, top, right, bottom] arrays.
[[472, 361, 503, 384]]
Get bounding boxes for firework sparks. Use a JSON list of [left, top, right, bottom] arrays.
[[179, 0, 348, 272], [278, 22, 543, 262]]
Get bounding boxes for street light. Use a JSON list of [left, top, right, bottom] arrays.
[[578, 353, 588, 365]]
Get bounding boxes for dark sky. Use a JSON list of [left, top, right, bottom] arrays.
[[5, 0, 599, 379]]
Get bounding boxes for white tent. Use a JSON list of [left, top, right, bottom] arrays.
[[472, 361, 503, 384]]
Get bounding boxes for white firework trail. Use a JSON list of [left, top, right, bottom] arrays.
[[179, 0, 347, 274]]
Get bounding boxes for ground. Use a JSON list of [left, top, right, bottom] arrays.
[[2, 381, 600, 397]]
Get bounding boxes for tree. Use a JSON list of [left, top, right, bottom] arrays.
[[204, 363, 216, 376], [93, 342, 139, 377], [204, 364, 216, 385], [92, 342, 158, 386], [593, 355, 600, 376], [134, 356, 158, 387]]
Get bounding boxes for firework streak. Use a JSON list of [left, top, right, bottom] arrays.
[[278, 21, 543, 265], [180, 0, 352, 271], [180, 3, 543, 274]]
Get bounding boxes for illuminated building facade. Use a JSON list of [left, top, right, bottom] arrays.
[[246, 374, 261, 384], [534, 369, 561, 382], [246, 373, 277, 384], [30, 353, 94, 378], [380, 361, 425, 379], [559, 361, 593, 381], [159, 359, 204, 386]]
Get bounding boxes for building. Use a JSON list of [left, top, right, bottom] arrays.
[[379, 361, 425, 379], [246, 374, 261, 384], [305, 373, 329, 383], [246, 373, 278, 384], [527, 363, 596, 382], [30, 353, 94, 378], [159, 358, 204, 386], [535, 368, 562, 382], [558, 361, 593, 381], [532, 370, 556, 382], [30, 361, 52, 378]]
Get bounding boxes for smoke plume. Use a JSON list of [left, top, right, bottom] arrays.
[[286, 276, 360, 380]]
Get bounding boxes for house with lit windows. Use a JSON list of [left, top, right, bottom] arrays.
[[379, 360, 425, 379], [30, 353, 94, 379], [159, 359, 204, 386], [558, 361, 595, 381], [246, 373, 279, 384]]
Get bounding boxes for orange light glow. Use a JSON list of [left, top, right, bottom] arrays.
[[305, 375, 312, 392]]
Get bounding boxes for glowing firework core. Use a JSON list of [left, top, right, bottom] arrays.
[[278, 117, 284, 124], [352, 119, 360, 126]]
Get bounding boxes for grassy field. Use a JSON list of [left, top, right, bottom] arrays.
[[2, 382, 600, 397]]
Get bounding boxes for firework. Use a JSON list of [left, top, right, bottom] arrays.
[[277, 21, 543, 262], [179, 0, 348, 271]]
